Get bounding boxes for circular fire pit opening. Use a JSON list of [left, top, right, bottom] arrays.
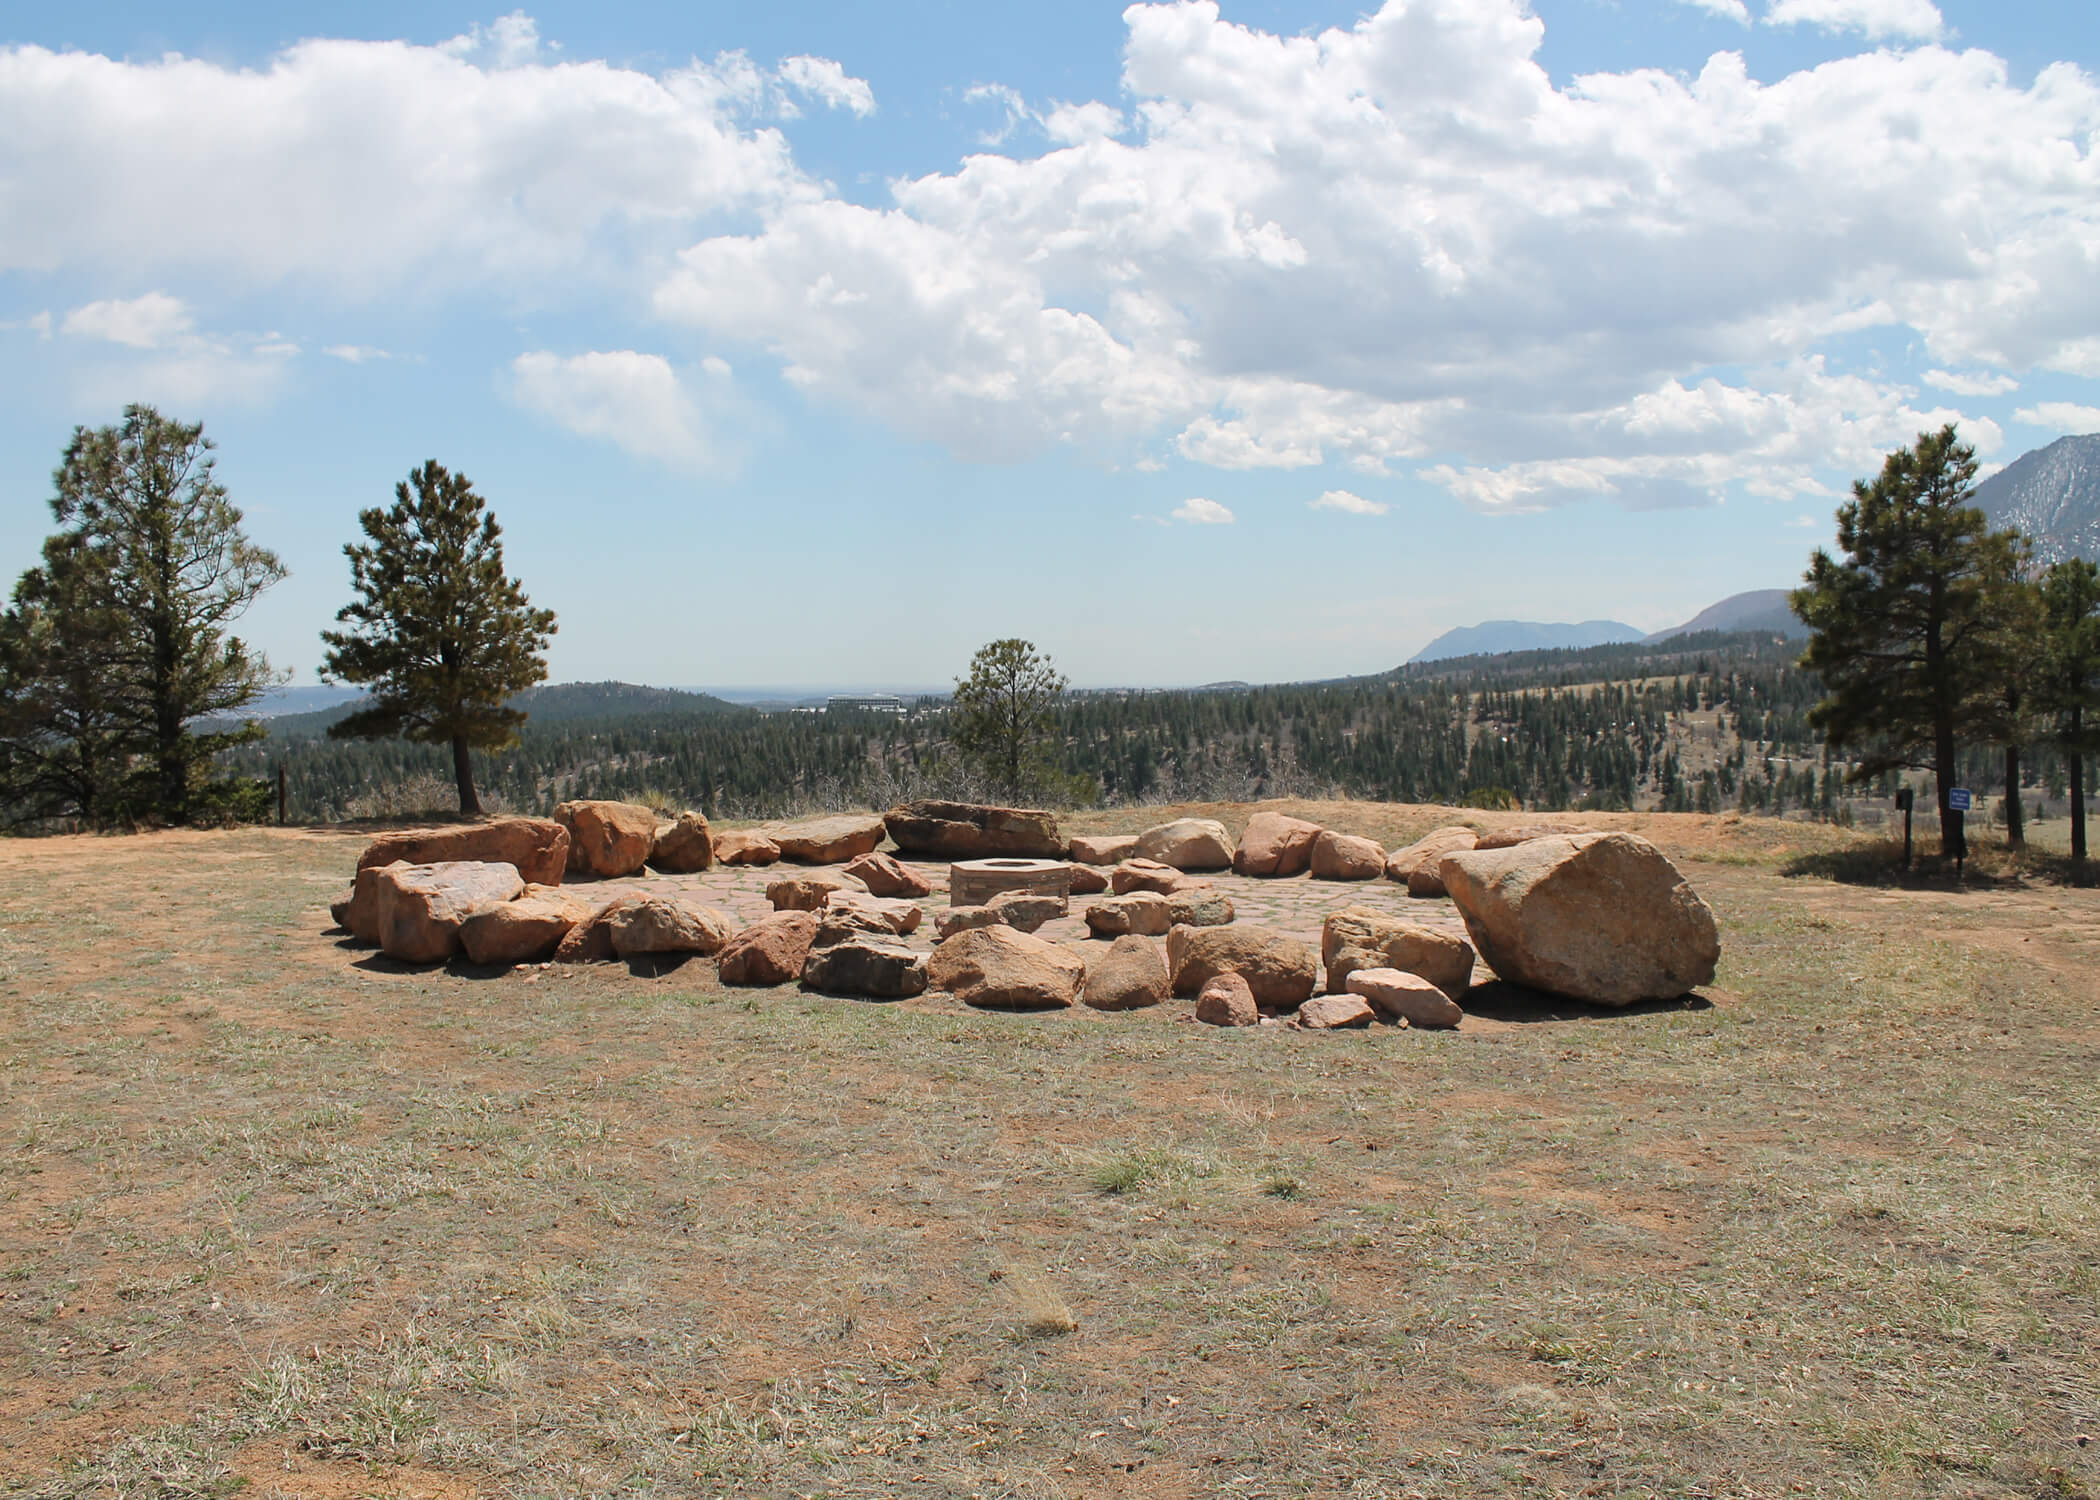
[[949, 857, 1073, 910]]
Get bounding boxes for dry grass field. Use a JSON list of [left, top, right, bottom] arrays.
[[4, 801, 2098, 1499]]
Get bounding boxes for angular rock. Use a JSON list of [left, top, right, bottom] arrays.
[[934, 904, 1005, 940], [1067, 832, 1139, 866], [1195, 972, 1259, 1027], [340, 859, 408, 944], [1084, 892, 1173, 938], [1067, 864, 1110, 896], [802, 938, 928, 999], [770, 813, 888, 864], [605, 896, 735, 958], [713, 830, 782, 867], [1298, 994, 1376, 1030], [884, 801, 1064, 860], [1111, 858, 1192, 896], [1440, 832, 1720, 1006], [459, 887, 596, 966], [928, 925, 1084, 1011], [1344, 967, 1464, 1029], [555, 800, 659, 879], [716, 911, 819, 986], [1167, 924, 1319, 1011], [1320, 906, 1476, 998], [357, 818, 568, 887], [1386, 826, 1479, 897], [375, 861, 525, 964], [1081, 935, 1170, 1011], [1310, 830, 1386, 881], [768, 875, 845, 912], [1473, 825, 1560, 851], [1134, 818, 1234, 871], [554, 894, 646, 963], [987, 890, 1064, 934], [649, 811, 715, 873], [1233, 812, 1323, 877], [1166, 891, 1235, 928], [824, 890, 921, 935], [842, 851, 932, 899]]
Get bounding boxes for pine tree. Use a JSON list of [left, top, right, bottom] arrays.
[[320, 461, 556, 815], [1792, 425, 2025, 858], [0, 406, 285, 825], [949, 639, 1067, 800], [2037, 558, 2100, 867]]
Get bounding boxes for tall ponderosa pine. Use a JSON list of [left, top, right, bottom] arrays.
[[2037, 557, 2100, 867], [0, 406, 285, 825], [320, 461, 555, 814], [1791, 424, 2025, 857], [949, 638, 1067, 800]]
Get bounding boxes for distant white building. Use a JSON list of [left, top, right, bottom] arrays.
[[826, 693, 907, 714]]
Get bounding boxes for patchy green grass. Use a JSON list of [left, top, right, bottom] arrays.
[[1, 815, 2098, 1498]]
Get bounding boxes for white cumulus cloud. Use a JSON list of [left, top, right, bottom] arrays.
[[1923, 369, 2020, 397], [1764, 0, 1943, 41], [2014, 401, 2100, 434], [1675, 0, 1751, 23], [62, 291, 194, 348], [776, 56, 875, 117], [1171, 497, 1234, 524], [511, 349, 727, 469], [1309, 489, 1388, 515]]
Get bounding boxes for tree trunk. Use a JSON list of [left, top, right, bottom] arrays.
[[2073, 748, 2088, 868], [1935, 722, 1958, 859], [452, 735, 481, 816], [2004, 743, 2025, 850]]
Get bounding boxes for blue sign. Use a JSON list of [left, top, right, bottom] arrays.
[[1948, 788, 1973, 811]]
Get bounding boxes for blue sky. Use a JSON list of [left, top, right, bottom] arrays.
[[2, 0, 2096, 689]]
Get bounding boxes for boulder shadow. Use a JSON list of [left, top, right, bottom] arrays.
[[622, 953, 702, 980], [1458, 979, 1716, 1024]]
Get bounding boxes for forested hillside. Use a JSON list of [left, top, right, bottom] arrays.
[[218, 629, 2014, 824]]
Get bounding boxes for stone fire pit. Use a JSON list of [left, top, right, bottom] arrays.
[[948, 857, 1073, 910]]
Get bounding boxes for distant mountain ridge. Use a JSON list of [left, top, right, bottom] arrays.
[[1408, 619, 1646, 663], [1974, 432, 2100, 564], [1647, 589, 1805, 641], [253, 680, 739, 738]]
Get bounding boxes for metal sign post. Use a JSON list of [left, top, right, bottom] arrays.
[[1946, 788, 1970, 879], [1895, 787, 1913, 867]]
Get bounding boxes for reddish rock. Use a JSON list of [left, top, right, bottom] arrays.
[[1167, 924, 1318, 1011], [1081, 935, 1171, 1011], [928, 925, 1085, 1011], [1298, 994, 1376, 1030], [605, 896, 735, 958], [986, 890, 1064, 933], [375, 861, 525, 964], [824, 891, 922, 935], [1195, 973, 1259, 1027], [1321, 906, 1475, 998], [650, 811, 714, 873], [554, 893, 646, 962], [768, 875, 845, 912], [1472, 825, 1562, 851], [1310, 830, 1385, 881], [340, 859, 407, 944], [1067, 864, 1110, 896], [768, 814, 887, 864], [1084, 892, 1173, 938], [1166, 891, 1235, 928], [1111, 858, 1191, 896], [884, 801, 1064, 859], [555, 800, 659, 878], [356, 818, 569, 888], [1233, 812, 1324, 877], [459, 887, 595, 965], [717, 911, 819, 985], [1344, 968, 1464, 1028], [1134, 818, 1234, 871], [842, 852, 932, 899], [1385, 826, 1479, 897], [1067, 833, 1139, 865], [713, 830, 782, 867], [802, 939, 928, 998], [934, 905, 1005, 940]]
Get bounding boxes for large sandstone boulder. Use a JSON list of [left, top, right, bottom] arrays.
[[1167, 924, 1318, 1011], [1166, 891, 1235, 928], [1195, 972, 1259, 1027], [1233, 812, 1323, 877], [1134, 818, 1234, 871], [1298, 994, 1375, 1030], [713, 830, 782, 867], [1345, 968, 1464, 1028], [928, 926, 1084, 1011], [1310, 830, 1385, 881], [1068, 864, 1110, 896], [375, 861, 525, 964], [356, 818, 568, 887], [1081, 935, 1171, 1011], [605, 897, 735, 958], [1111, 859, 1192, 896], [1320, 906, 1475, 998], [769, 814, 887, 864], [768, 875, 845, 912], [1440, 833, 1720, 1006], [649, 812, 714, 873], [986, 890, 1063, 933], [555, 800, 659, 878], [458, 886, 596, 966], [823, 891, 921, 935], [1068, 833, 1138, 866], [1474, 825, 1561, 851], [553, 893, 646, 963], [802, 938, 928, 999], [1386, 826, 1479, 897], [1084, 892, 1173, 938], [339, 859, 407, 944], [716, 911, 818, 986], [842, 852, 932, 899], [934, 904, 1003, 939], [884, 801, 1064, 860]]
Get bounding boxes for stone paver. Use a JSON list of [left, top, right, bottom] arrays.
[[567, 855, 1475, 993]]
